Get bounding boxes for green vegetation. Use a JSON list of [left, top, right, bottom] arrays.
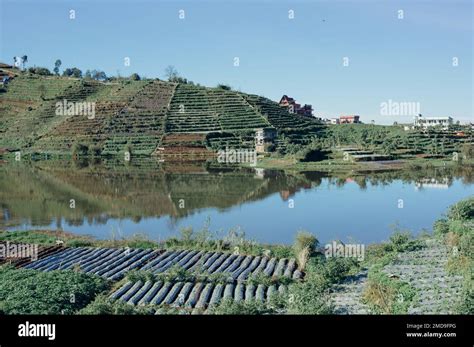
[[286, 257, 359, 314], [0, 266, 109, 314], [1, 67, 471, 172], [79, 295, 153, 315], [362, 265, 417, 314], [0, 230, 94, 247], [293, 231, 318, 270], [433, 197, 473, 313], [208, 298, 271, 315]]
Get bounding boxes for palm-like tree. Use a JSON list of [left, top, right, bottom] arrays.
[[21, 55, 28, 70]]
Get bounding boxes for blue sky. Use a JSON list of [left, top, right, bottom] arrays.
[[1, 0, 472, 124]]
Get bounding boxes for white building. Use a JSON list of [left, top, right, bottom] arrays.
[[414, 115, 453, 129]]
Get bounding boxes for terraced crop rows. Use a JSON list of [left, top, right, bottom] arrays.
[[23, 247, 159, 281], [166, 84, 221, 133], [110, 279, 289, 312], [22, 247, 302, 281], [102, 81, 174, 155], [243, 94, 323, 153], [206, 89, 269, 131]]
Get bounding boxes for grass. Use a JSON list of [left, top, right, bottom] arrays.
[[432, 197, 473, 313], [0, 229, 94, 247], [79, 294, 154, 315], [362, 266, 417, 314]]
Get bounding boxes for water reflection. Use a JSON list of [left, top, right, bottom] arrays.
[[0, 158, 473, 243]]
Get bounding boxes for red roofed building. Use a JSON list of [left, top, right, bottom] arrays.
[[279, 95, 313, 117], [339, 115, 360, 124]]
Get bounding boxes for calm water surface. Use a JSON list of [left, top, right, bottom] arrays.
[[1, 159, 473, 245]]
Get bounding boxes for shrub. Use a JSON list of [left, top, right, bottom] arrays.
[[448, 198, 474, 221], [129, 73, 141, 81], [79, 295, 153, 315], [216, 84, 231, 91], [433, 219, 450, 235], [0, 266, 109, 314], [362, 268, 416, 314], [27, 67, 52, 76], [208, 298, 271, 315], [72, 142, 89, 157], [293, 231, 318, 270]]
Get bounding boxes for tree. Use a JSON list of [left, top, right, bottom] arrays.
[[91, 70, 107, 81], [21, 55, 28, 70], [165, 65, 179, 81], [63, 67, 82, 78], [217, 84, 231, 90], [28, 67, 52, 76], [130, 73, 140, 81], [53, 59, 62, 75]]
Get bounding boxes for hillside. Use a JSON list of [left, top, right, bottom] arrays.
[[0, 70, 325, 157]]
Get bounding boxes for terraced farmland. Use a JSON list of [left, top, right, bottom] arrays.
[[1, 71, 328, 156], [166, 84, 221, 133], [110, 279, 289, 313], [243, 94, 324, 153], [22, 247, 302, 281], [19, 245, 302, 311]]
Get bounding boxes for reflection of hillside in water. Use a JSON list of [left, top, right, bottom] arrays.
[[1, 158, 473, 228]]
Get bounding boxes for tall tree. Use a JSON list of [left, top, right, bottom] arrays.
[[20, 55, 28, 70], [53, 59, 62, 75], [165, 65, 179, 81]]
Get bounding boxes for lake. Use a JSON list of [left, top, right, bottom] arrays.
[[1, 159, 473, 245]]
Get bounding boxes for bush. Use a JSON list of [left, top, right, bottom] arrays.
[[293, 231, 318, 270], [72, 142, 89, 157], [362, 267, 416, 314], [27, 67, 52, 76], [129, 73, 141, 81], [79, 295, 153, 315], [217, 84, 231, 91], [433, 219, 450, 235], [447, 198, 474, 221], [0, 266, 109, 314], [208, 298, 271, 315]]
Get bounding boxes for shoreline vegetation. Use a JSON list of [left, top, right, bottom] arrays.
[[0, 196, 472, 315]]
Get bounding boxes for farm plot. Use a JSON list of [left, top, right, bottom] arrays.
[[166, 84, 221, 133], [23, 247, 302, 282], [205, 130, 256, 151], [101, 81, 174, 155], [0, 242, 64, 267], [205, 89, 269, 131], [110, 279, 289, 313], [23, 247, 163, 281], [155, 133, 214, 159], [0, 75, 81, 149], [242, 94, 324, 153]]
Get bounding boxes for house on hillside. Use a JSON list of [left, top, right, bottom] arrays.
[[255, 128, 277, 153], [279, 95, 313, 117], [413, 114, 453, 130], [340, 115, 360, 124]]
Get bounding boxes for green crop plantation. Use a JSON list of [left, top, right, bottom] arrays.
[[1, 68, 472, 166], [0, 69, 325, 157]]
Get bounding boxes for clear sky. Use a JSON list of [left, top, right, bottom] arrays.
[[0, 0, 472, 124]]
